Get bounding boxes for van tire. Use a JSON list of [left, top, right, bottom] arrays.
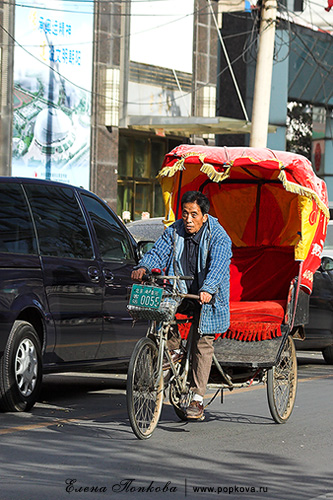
[[322, 345, 333, 365], [0, 321, 42, 412]]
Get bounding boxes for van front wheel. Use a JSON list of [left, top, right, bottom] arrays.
[[0, 321, 42, 412]]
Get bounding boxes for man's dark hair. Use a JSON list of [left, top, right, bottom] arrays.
[[181, 191, 210, 215]]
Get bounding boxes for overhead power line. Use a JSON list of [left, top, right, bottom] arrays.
[[1, 0, 216, 17], [5, 1, 328, 111], [207, 0, 249, 122], [0, 13, 263, 109]]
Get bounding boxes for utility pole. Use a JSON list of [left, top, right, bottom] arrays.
[[250, 0, 277, 148]]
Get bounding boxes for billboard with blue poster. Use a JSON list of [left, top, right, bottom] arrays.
[[12, 0, 93, 189]]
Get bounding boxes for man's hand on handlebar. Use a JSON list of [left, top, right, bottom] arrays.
[[131, 267, 147, 282], [199, 291, 212, 305]]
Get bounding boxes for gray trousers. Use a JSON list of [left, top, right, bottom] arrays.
[[167, 301, 214, 397]]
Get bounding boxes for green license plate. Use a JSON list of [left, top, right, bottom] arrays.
[[129, 284, 163, 309]]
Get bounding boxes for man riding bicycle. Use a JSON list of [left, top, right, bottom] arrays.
[[131, 191, 232, 420]]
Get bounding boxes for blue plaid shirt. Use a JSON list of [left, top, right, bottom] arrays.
[[136, 215, 232, 335]]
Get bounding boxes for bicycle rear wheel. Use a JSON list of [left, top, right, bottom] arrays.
[[126, 337, 164, 439], [169, 378, 190, 421], [267, 335, 297, 423]]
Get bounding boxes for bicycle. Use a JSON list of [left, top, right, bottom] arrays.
[[126, 269, 200, 440]]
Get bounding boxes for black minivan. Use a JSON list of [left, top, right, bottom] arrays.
[[0, 178, 147, 412]]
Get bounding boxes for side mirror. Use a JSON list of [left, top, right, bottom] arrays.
[[321, 256, 333, 272], [137, 240, 155, 259]]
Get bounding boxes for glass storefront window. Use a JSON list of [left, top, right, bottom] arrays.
[[118, 134, 185, 221], [133, 139, 149, 178], [118, 136, 133, 177], [151, 141, 165, 177], [154, 183, 164, 217], [117, 183, 133, 220], [134, 183, 151, 220]]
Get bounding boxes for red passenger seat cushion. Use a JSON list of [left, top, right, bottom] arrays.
[[222, 300, 286, 341], [230, 300, 286, 322], [176, 300, 285, 341]]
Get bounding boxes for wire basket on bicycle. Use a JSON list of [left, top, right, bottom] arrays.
[[128, 295, 181, 323], [127, 276, 182, 323]]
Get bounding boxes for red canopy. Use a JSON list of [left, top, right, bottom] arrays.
[[158, 145, 329, 293]]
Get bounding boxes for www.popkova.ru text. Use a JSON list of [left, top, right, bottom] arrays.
[[64, 478, 268, 495]]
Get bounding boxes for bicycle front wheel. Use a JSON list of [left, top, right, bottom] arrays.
[[126, 337, 164, 439]]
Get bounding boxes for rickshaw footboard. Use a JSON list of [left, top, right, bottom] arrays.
[[213, 334, 287, 368]]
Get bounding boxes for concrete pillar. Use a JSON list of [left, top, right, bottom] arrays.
[[250, 0, 277, 148], [90, 0, 122, 211], [267, 30, 289, 151]]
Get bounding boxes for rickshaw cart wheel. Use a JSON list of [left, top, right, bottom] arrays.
[[267, 335, 297, 424], [126, 337, 164, 439]]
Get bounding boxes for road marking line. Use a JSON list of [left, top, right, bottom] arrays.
[[0, 409, 124, 436]]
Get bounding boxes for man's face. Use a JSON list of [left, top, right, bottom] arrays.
[[182, 201, 208, 235]]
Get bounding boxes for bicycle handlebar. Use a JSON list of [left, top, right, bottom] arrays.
[[180, 293, 200, 300], [140, 273, 200, 300], [142, 273, 194, 282]]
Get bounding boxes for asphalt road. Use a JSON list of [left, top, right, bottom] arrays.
[[0, 352, 332, 500]]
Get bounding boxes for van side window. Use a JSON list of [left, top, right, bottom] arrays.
[[81, 194, 134, 261], [25, 184, 93, 259], [0, 183, 37, 254]]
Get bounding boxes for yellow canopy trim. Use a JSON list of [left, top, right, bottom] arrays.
[[157, 152, 205, 179], [200, 162, 231, 183], [158, 152, 232, 183], [278, 170, 330, 220]]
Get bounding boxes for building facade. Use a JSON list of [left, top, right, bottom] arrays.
[[1, 0, 331, 219], [0, 0, 219, 220]]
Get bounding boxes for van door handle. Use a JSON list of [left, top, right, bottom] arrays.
[[88, 266, 101, 282], [103, 269, 114, 283]]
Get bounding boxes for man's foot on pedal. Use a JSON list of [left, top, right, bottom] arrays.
[[185, 400, 204, 420], [162, 349, 184, 370]]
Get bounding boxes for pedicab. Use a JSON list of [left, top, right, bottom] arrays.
[[155, 145, 329, 423]]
